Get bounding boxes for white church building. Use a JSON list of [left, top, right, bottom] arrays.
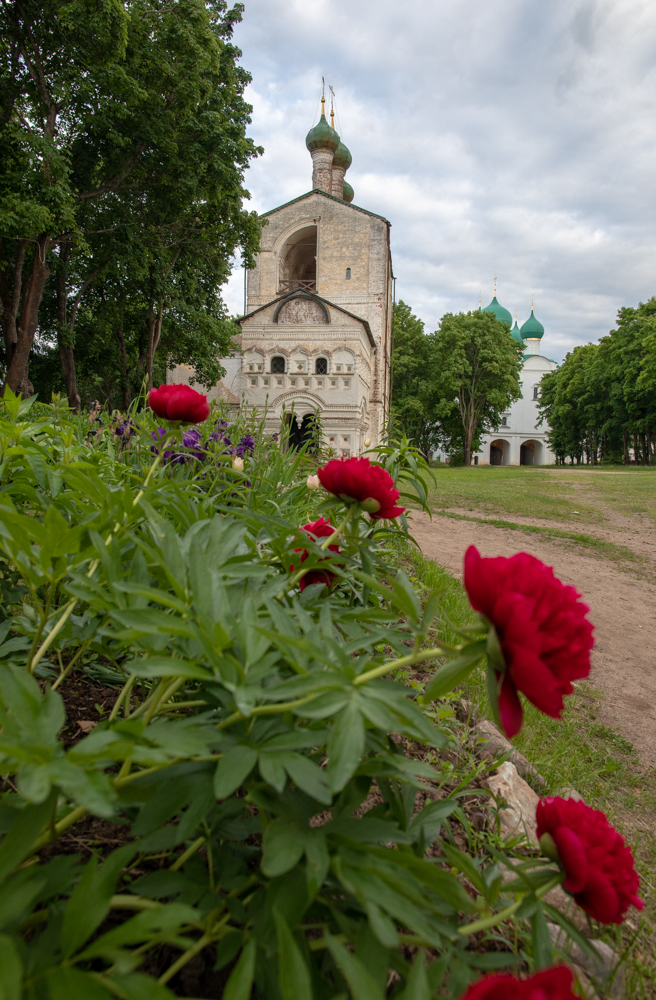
[[473, 294, 557, 466]]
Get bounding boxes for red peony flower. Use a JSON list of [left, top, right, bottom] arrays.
[[317, 457, 405, 520], [460, 967, 577, 999], [536, 796, 643, 924], [148, 384, 210, 424], [463, 546, 594, 737], [294, 518, 340, 591]]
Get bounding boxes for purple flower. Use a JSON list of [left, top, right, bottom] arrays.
[[182, 428, 202, 448], [151, 427, 167, 441], [240, 434, 255, 454]]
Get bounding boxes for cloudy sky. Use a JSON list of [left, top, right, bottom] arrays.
[[222, 0, 656, 361]]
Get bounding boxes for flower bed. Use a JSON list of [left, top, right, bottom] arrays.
[[0, 387, 642, 998]]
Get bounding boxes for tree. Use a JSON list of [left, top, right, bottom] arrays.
[[0, 0, 261, 406], [390, 301, 440, 457], [539, 298, 656, 465], [432, 311, 524, 465]]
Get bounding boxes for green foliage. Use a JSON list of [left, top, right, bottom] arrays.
[[391, 305, 523, 465], [539, 297, 656, 464], [0, 388, 589, 996], [390, 302, 441, 458], [431, 311, 524, 466], [0, 0, 261, 404]]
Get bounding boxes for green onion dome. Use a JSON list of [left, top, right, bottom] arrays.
[[520, 309, 545, 339], [342, 180, 354, 203], [332, 140, 352, 170], [511, 320, 523, 344], [305, 114, 340, 154], [483, 296, 512, 327]]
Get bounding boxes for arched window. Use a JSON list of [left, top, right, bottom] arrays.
[[315, 357, 328, 375], [533, 385, 539, 400], [271, 356, 285, 374], [345, 267, 351, 280]]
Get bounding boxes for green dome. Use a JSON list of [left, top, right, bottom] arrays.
[[511, 320, 523, 344], [333, 140, 352, 169], [305, 114, 340, 154], [483, 296, 512, 327], [342, 180, 354, 203], [520, 309, 545, 339]]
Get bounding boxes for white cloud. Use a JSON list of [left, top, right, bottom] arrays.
[[221, 0, 656, 359]]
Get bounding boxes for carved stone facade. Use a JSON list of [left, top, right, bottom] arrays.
[[169, 109, 393, 453]]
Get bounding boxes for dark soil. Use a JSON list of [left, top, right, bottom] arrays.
[[55, 676, 120, 748]]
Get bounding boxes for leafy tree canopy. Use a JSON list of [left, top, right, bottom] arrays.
[[392, 304, 523, 465], [0, 0, 262, 408], [539, 297, 656, 464], [432, 311, 524, 466]]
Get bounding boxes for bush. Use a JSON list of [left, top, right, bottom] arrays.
[[0, 389, 626, 998]]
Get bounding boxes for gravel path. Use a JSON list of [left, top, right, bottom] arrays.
[[410, 508, 656, 768]]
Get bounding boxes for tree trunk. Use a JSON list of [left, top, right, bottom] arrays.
[[640, 432, 648, 465], [146, 302, 164, 392], [55, 246, 81, 412], [647, 427, 653, 465], [5, 239, 51, 397], [113, 319, 131, 410], [622, 426, 629, 465], [0, 238, 28, 369]]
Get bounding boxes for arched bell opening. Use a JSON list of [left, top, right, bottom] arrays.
[[279, 226, 317, 293]]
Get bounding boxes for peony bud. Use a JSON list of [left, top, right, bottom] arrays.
[[232, 456, 244, 472], [364, 437, 371, 447], [306, 474, 320, 490], [539, 831, 560, 863], [360, 497, 381, 514]]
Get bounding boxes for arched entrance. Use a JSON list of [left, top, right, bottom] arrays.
[[284, 411, 319, 452], [489, 439, 510, 465], [520, 440, 542, 465]]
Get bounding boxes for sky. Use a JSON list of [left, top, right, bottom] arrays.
[[222, 0, 656, 362]]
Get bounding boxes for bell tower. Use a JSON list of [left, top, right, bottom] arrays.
[[172, 88, 393, 452]]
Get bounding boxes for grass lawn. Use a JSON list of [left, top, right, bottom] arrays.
[[427, 464, 656, 527]]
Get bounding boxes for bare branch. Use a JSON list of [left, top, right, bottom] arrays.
[[76, 143, 148, 201]]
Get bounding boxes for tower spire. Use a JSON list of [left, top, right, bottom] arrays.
[[494, 274, 497, 298], [321, 77, 326, 118], [329, 84, 336, 129]]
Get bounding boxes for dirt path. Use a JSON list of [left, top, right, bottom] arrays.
[[410, 509, 656, 768]]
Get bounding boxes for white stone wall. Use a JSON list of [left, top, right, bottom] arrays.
[[237, 294, 374, 454]]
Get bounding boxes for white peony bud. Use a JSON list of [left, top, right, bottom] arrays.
[[306, 474, 320, 490], [364, 437, 371, 448], [232, 456, 244, 472]]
